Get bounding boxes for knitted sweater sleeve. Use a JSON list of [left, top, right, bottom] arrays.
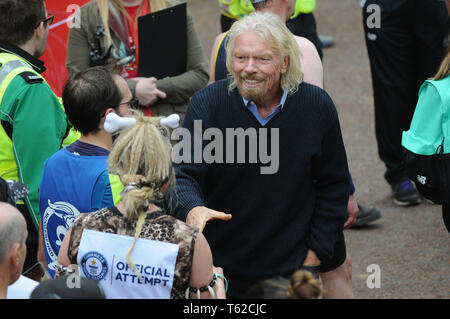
[[172, 88, 211, 221], [306, 92, 350, 263]]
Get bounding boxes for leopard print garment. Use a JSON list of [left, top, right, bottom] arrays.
[[68, 206, 199, 299]]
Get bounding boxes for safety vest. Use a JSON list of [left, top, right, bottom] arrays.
[[0, 53, 37, 181], [0, 53, 80, 181], [39, 148, 124, 277], [220, 0, 316, 20], [221, 0, 255, 20], [291, 0, 316, 18]]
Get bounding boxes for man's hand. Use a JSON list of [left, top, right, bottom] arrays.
[[187, 206, 232, 232], [344, 194, 359, 229], [131, 77, 166, 107]]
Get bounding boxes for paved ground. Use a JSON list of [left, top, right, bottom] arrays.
[[186, 0, 450, 299]]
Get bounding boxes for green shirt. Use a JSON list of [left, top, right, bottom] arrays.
[[402, 75, 450, 155]]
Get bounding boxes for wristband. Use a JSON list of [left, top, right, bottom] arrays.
[[215, 273, 228, 293]]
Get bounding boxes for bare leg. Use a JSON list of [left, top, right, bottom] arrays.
[[320, 254, 354, 299]]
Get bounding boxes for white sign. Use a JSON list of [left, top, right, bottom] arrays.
[[77, 229, 179, 299]]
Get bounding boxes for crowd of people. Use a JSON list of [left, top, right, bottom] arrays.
[[0, 0, 449, 299]]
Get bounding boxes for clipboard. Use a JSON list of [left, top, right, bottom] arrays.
[[138, 2, 187, 79]]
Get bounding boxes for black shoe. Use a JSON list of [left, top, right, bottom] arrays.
[[392, 180, 421, 206], [350, 205, 382, 228]]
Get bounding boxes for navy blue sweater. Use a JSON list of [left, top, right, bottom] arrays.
[[173, 79, 350, 297]]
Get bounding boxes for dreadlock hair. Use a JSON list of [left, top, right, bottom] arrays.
[[107, 111, 174, 280], [286, 269, 324, 299], [244, 269, 324, 299]]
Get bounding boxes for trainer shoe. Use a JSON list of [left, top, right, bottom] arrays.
[[319, 34, 334, 48], [392, 180, 421, 206], [350, 205, 382, 228]]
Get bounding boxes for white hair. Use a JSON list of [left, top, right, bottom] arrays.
[[225, 11, 304, 95]]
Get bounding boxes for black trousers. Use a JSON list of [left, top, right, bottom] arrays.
[[442, 205, 450, 233], [362, 0, 448, 185]]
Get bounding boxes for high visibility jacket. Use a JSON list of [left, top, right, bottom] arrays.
[[220, 0, 316, 20], [291, 0, 316, 18], [0, 48, 68, 229], [220, 0, 255, 20]]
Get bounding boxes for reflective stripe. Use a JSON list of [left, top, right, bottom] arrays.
[[0, 55, 36, 182], [109, 174, 124, 205], [0, 54, 42, 229], [0, 60, 30, 86]]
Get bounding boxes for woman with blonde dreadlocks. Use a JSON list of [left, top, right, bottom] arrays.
[[57, 113, 226, 299]]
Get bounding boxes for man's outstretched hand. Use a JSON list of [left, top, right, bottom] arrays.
[[187, 206, 232, 232]]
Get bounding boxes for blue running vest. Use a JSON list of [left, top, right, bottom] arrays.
[[39, 148, 113, 277]]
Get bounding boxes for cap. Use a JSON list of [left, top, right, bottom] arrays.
[[250, 0, 267, 4], [30, 275, 106, 299]]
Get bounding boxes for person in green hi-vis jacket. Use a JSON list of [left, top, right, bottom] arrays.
[[0, 0, 68, 274]]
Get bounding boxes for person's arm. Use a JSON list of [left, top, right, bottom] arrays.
[[306, 93, 350, 263], [65, 5, 92, 77], [344, 193, 359, 229], [37, 220, 47, 268], [155, 12, 209, 104], [189, 232, 226, 299], [171, 87, 232, 229], [12, 83, 66, 229], [172, 92, 209, 221], [295, 36, 323, 89], [403, 82, 444, 152], [57, 225, 73, 267], [186, 206, 232, 233]]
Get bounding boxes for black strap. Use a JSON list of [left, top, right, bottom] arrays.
[[19, 71, 43, 84], [0, 176, 10, 203], [1, 120, 12, 140]]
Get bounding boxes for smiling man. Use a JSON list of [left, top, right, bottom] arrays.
[[173, 12, 350, 298]]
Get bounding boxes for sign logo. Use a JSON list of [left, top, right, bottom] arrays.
[[81, 251, 108, 281]]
